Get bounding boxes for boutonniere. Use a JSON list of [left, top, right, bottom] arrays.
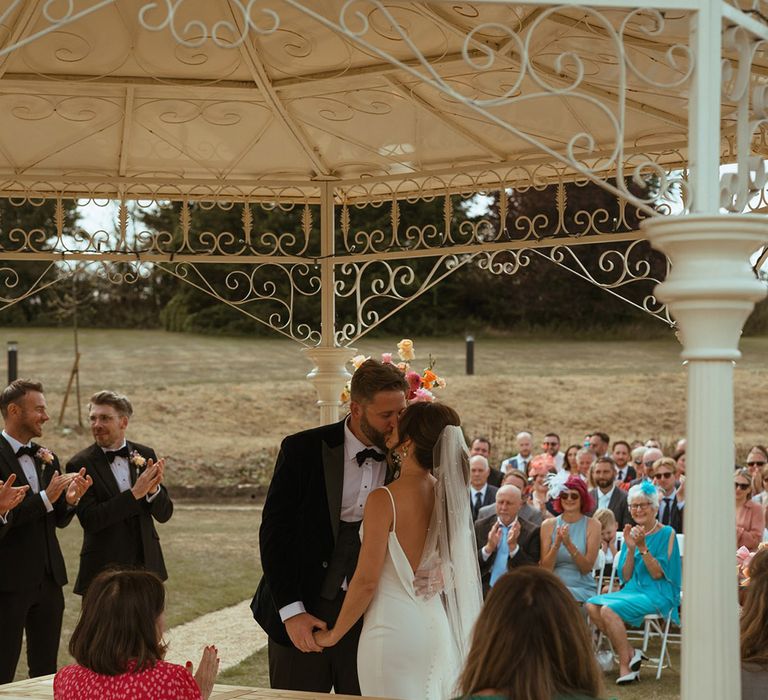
[[130, 450, 146, 468], [35, 446, 54, 465]]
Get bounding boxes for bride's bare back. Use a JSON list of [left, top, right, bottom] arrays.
[[386, 474, 436, 573]]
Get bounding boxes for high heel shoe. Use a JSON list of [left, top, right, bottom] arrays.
[[616, 670, 640, 685], [629, 648, 647, 672]]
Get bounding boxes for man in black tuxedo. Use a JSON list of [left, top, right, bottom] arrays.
[[0, 473, 29, 540], [474, 485, 540, 597], [469, 455, 498, 520], [252, 360, 409, 694], [66, 390, 173, 595], [0, 379, 91, 683], [589, 457, 633, 528]]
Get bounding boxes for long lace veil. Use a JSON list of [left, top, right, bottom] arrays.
[[419, 425, 483, 663]]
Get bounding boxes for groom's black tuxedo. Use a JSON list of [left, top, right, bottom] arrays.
[[0, 435, 74, 682], [65, 441, 173, 595], [253, 418, 385, 693]]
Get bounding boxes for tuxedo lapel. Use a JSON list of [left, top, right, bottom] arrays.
[[89, 444, 121, 497], [0, 434, 30, 487], [125, 441, 138, 485], [322, 440, 344, 544]]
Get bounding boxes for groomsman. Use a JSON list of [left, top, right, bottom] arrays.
[[252, 360, 409, 694], [0, 379, 91, 683], [66, 390, 173, 594]]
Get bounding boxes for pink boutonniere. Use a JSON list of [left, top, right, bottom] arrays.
[[130, 450, 146, 468], [35, 447, 54, 465]]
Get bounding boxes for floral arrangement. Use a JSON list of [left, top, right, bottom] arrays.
[[738, 542, 768, 587], [35, 446, 54, 465], [340, 338, 446, 405], [130, 450, 146, 468]]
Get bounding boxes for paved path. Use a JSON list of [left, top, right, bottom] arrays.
[[164, 599, 269, 672]]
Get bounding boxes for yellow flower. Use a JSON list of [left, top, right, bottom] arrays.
[[397, 339, 415, 361], [340, 386, 351, 404], [351, 354, 370, 370]]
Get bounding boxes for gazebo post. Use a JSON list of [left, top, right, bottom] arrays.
[[304, 180, 352, 425], [643, 214, 766, 700]]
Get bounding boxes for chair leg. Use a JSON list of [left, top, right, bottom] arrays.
[[656, 613, 673, 680]]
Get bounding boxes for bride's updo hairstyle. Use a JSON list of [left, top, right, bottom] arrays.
[[457, 567, 605, 700], [395, 402, 462, 471]]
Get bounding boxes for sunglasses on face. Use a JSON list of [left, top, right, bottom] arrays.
[[643, 460, 656, 467], [560, 492, 581, 501], [735, 482, 751, 491], [653, 472, 673, 479], [747, 461, 767, 467]]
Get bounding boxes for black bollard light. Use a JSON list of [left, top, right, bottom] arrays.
[[465, 334, 474, 375], [7, 340, 18, 384]]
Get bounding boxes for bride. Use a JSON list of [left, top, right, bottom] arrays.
[[314, 402, 483, 700]]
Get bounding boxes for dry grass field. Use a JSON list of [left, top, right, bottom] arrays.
[[4, 326, 764, 699]]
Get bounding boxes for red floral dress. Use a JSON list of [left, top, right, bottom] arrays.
[[54, 660, 202, 700]]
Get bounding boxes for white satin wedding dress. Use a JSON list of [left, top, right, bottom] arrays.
[[357, 486, 458, 700]]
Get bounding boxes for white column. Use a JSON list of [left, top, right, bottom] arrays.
[[642, 214, 767, 700], [304, 179, 349, 425]]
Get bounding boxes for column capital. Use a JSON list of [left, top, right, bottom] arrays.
[[302, 346, 354, 425], [642, 214, 767, 361]]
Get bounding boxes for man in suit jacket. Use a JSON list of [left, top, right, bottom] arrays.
[[589, 457, 632, 528], [652, 457, 684, 533], [474, 485, 540, 597], [469, 455, 498, 520], [499, 431, 534, 475], [66, 390, 173, 595], [0, 379, 91, 683], [252, 360, 409, 694], [478, 469, 547, 525], [0, 473, 28, 540], [470, 437, 502, 487], [612, 440, 636, 485]]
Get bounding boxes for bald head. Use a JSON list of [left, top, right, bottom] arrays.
[[495, 484, 522, 525]]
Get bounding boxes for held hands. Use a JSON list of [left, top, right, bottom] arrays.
[[186, 645, 219, 700], [286, 612, 327, 653], [65, 468, 93, 506], [131, 457, 165, 500], [0, 473, 28, 513]]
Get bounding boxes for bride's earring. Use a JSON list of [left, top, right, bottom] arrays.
[[401, 445, 408, 459]]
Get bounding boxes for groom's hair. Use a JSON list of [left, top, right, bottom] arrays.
[[89, 390, 134, 418], [0, 379, 44, 418], [396, 402, 462, 472], [349, 360, 408, 404]]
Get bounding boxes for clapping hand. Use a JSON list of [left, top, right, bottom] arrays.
[[186, 645, 219, 700], [0, 473, 28, 513], [486, 521, 502, 553], [131, 459, 164, 500], [507, 520, 521, 548], [623, 524, 635, 549], [557, 524, 572, 548], [629, 524, 647, 550], [65, 468, 93, 506]]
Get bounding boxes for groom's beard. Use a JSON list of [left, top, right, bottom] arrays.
[[360, 413, 388, 452]]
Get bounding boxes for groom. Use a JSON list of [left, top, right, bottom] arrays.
[[252, 359, 408, 694]]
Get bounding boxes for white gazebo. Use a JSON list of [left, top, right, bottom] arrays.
[[1, 2, 767, 698]]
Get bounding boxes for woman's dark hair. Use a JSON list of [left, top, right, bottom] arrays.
[[458, 567, 605, 700], [69, 569, 167, 675], [563, 444, 580, 471], [741, 548, 768, 665], [552, 475, 595, 515], [395, 402, 461, 471]]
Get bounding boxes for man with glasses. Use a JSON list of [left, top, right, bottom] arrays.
[[539, 433, 565, 472], [652, 456, 684, 533]]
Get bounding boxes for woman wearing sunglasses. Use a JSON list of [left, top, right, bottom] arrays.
[[585, 481, 681, 685], [539, 474, 600, 604], [735, 468, 764, 552], [746, 445, 768, 500]]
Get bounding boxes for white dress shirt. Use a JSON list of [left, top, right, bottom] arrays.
[[480, 516, 520, 561], [2, 429, 52, 513], [102, 441, 160, 502], [470, 484, 488, 504], [597, 485, 615, 511]]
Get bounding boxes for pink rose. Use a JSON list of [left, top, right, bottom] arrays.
[[381, 353, 393, 364], [412, 387, 435, 403]]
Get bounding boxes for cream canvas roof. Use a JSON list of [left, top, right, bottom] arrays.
[[0, 1, 743, 202]]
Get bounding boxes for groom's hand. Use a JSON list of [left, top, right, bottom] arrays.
[[414, 560, 444, 601], [285, 613, 326, 653]]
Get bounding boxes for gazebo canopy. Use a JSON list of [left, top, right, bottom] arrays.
[[0, 1, 715, 205]]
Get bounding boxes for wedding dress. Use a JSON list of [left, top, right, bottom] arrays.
[[357, 426, 482, 700]]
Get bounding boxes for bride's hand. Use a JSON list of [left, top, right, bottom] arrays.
[[313, 628, 337, 648]]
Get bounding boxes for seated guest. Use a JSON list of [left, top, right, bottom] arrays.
[[735, 468, 764, 552], [499, 431, 533, 475], [454, 567, 605, 700], [475, 485, 541, 597], [612, 441, 635, 485], [478, 470, 546, 525], [741, 548, 768, 699], [471, 436, 501, 488], [746, 445, 768, 497], [586, 482, 682, 685], [54, 570, 219, 700], [593, 508, 619, 590], [528, 458, 555, 518], [589, 456, 632, 529], [652, 457, 684, 533], [574, 448, 594, 483], [629, 447, 662, 487], [563, 444, 580, 473], [540, 474, 600, 603], [469, 455, 497, 521]]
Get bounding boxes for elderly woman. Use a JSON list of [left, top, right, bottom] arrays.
[[586, 482, 681, 685], [735, 468, 764, 552], [540, 475, 600, 603]]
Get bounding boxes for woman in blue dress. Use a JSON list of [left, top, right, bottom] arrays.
[[586, 481, 682, 686], [540, 474, 600, 602]]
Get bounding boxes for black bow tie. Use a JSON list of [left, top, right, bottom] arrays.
[[15, 445, 36, 459], [105, 445, 130, 463], [356, 448, 386, 466]]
